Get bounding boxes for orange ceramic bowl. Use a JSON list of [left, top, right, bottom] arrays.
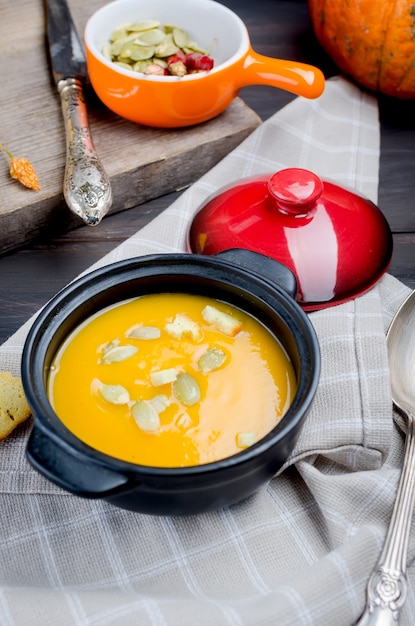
[[84, 0, 325, 128]]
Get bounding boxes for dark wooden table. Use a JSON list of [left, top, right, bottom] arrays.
[[1, 0, 414, 345]]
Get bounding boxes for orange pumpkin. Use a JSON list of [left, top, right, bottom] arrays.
[[308, 0, 415, 99]]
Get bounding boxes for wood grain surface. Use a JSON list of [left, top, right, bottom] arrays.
[[0, 0, 261, 254]]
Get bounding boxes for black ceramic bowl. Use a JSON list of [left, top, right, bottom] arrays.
[[21, 249, 320, 515]]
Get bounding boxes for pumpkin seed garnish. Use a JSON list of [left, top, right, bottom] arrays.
[[104, 21, 214, 75], [185, 40, 208, 55], [198, 347, 226, 372], [109, 34, 138, 56], [126, 325, 161, 340], [132, 400, 160, 433], [101, 344, 138, 364], [172, 27, 189, 49], [128, 20, 161, 32], [173, 372, 201, 406], [114, 61, 135, 71], [101, 338, 119, 351], [110, 26, 129, 42], [100, 384, 130, 405], [102, 44, 112, 60], [154, 40, 180, 58], [134, 28, 166, 46], [120, 43, 155, 61]]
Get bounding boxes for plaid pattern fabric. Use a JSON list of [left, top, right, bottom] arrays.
[[0, 77, 413, 625]]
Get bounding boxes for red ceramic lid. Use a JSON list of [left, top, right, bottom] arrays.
[[188, 168, 393, 311]]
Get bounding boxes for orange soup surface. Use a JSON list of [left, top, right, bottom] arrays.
[[48, 293, 297, 467]]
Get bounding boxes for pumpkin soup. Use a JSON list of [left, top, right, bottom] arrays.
[[48, 293, 296, 467]]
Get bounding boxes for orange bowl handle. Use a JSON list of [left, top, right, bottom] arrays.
[[237, 49, 325, 99]]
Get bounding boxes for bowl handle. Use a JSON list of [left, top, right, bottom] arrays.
[[236, 48, 325, 99], [26, 422, 131, 499], [215, 248, 298, 299]]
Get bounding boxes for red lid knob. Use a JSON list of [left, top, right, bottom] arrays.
[[268, 168, 323, 215]]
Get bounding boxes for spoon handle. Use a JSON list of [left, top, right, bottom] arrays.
[[356, 413, 415, 625]]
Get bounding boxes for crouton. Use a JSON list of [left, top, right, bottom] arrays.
[[201, 305, 243, 336]]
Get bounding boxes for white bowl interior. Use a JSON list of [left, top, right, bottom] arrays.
[[85, 0, 249, 77]]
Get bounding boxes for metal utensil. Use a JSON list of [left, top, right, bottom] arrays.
[[356, 289, 415, 625], [46, 0, 112, 225]]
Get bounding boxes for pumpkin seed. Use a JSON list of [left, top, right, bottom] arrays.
[[150, 367, 178, 386], [102, 44, 112, 60], [114, 61, 134, 70], [154, 41, 179, 58], [163, 24, 176, 34], [110, 34, 138, 56], [128, 20, 161, 32], [134, 28, 166, 46], [186, 40, 208, 54], [126, 325, 161, 340], [100, 384, 130, 405], [120, 43, 155, 61], [172, 27, 189, 49], [103, 338, 119, 351], [173, 372, 201, 406], [101, 344, 138, 364], [109, 40, 126, 56], [154, 58, 168, 67], [104, 22, 214, 76], [132, 400, 160, 433], [132, 60, 150, 73], [236, 432, 256, 448], [198, 347, 226, 372], [110, 27, 129, 42]]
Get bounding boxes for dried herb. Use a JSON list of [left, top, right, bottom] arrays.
[[0, 143, 41, 191]]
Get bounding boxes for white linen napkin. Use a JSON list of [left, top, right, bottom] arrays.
[[0, 77, 413, 626]]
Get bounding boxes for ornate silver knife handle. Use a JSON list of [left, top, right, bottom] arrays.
[[58, 77, 112, 225]]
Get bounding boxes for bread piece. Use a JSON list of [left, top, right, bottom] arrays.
[[201, 305, 243, 337], [0, 372, 31, 440], [165, 314, 201, 341]]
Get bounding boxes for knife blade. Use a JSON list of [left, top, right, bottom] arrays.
[[46, 0, 112, 225]]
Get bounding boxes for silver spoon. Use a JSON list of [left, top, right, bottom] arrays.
[[356, 290, 415, 625]]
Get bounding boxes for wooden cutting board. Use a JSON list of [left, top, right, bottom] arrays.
[[0, 0, 261, 254]]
